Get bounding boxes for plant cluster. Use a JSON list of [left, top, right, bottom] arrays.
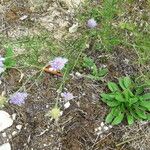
[[100, 76, 150, 125], [82, 56, 108, 80]]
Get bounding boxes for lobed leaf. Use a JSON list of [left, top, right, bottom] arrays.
[[119, 78, 126, 90], [142, 93, 150, 100], [108, 82, 120, 92], [105, 109, 114, 123], [98, 68, 108, 77], [123, 76, 132, 88], [112, 113, 124, 125], [115, 92, 125, 102], [135, 109, 147, 119], [106, 100, 120, 107], [100, 93, 115, 101], [127, 114, 134, 125], [4, 47, 16, 68], [139, 100, 150, 111]]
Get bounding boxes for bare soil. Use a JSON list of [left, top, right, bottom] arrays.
[[0, 1, 149, 150]]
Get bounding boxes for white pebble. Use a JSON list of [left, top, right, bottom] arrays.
[[12, 131, 17, 136], [0, 143, 11, 150], [69, 23, 78, 33], [20, 15, 28, 20], [12, 113, 16, 120], [64, 101, 70, 109], [2, 132, 6, 138], [96, 131, 102, 135], [98, 126, 102, 131], [95, 128, 98, 132], [103, 126, 109, 131], [60, 111, 63, 116], [75, 72, 82, 78], [0, 111, 13, 132], [46, 105, 49, 108], [16, 125, 22, 130], [8, 135, 12, 139], [100, 122, 104, 127]]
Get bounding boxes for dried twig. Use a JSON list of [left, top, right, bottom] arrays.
[[116, 135, 144, 147]]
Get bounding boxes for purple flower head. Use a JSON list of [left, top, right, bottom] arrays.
[[61, 92, 74, 101], [9, 92, 28, 106], [87, 18, 97, 28], [49, 57, 68, 71]]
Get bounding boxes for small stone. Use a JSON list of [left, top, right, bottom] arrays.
[[2, 132, 6, 138], [69, 23, 78, 33], [100, 122, 104, 127], [103, 126, 109, 131], [8, 135, 12, 139], [0, 143, 11, 150], [75, 72, 82, 78], [123, 58, 129, 64], [12, 113, 16, 120], [82, 93, 86, 96], [16, 125, 22, 130], [0, 111, 13, 132], [95, 128, 98, 132], [20, 15, 28, 20], [96, 131, 102, 135], [46, 105, 49, 108], [98, 126, 102, 131], [60, 111, 63, 116], [12, 131, 17, 136], [64, 101, 70, 109]]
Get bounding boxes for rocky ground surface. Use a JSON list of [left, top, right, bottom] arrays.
[[0, 0, 150, 150]]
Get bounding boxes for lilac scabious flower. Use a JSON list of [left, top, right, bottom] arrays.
[[87, 18, 97, 28], [9, 92, 28, 106], [0, 55, 5, 74], [61, 92, 74, 101], [49, 57, 68, 71]]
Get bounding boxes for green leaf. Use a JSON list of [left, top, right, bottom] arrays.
[[83, 56, 94, 68], [108, 82, 120, 92], [105, 109, 114, 123], [135, 86, 144, 95], [106, 100, 120, 107], [115, 92, 125, 102], [100, 93, 115, 101], [98, 68, 108, 77], [123, 89, 130, 100], [119, 22, 136, 31], [128, 89, 134, 97], [101, 98, 107, 103], [142, 93, 150, 100], [92, 64, 98, 76], [119, 78, 126, 90], [139, 101, 150, 111], [147, 114, 150, 121], [123, 76, 132, 88], [135, 109, 147, 119], [130, 109, 141, 120], [129, 98, 138, 106], [112, 113, 124, 125], [106, 107, 121, 124], [127, 114, 134, 125], [120, 103, 125, 112], [4, 47, 16, 68]]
